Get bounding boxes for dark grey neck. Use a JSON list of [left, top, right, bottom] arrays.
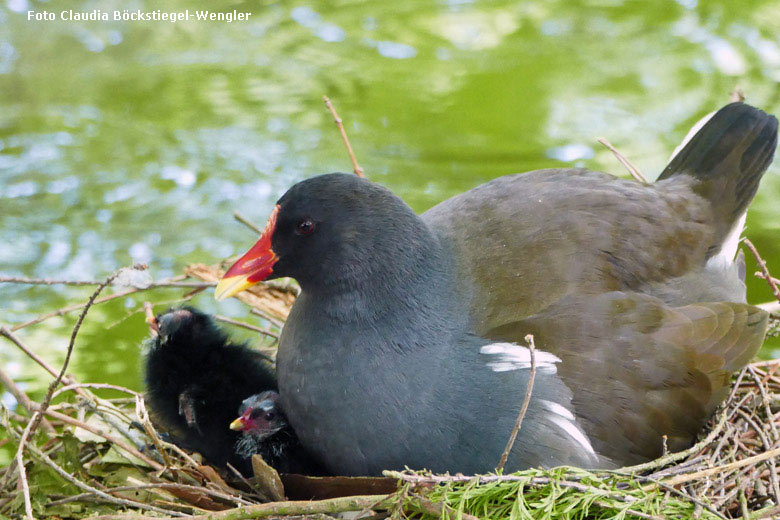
[[301, 222, 463, 342]]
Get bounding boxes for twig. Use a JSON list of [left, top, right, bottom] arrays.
[[22, 436, 185, 517], [36, 406, 162, 469], [637, 475, 729, 520], [15, 420, 35, 520], [743, 239, 780, 302], [407, 493, 481, 520], [0, 365, 55, 433], [249, 308, 285, 329], [135, 395, 174, 472], [0, 326, 66, 379], [47, 482, 253, 508], [496, 334, 537, 472], [214, 315, 279, 340], [323, 96, 364, 178], [51, 383, 141, 400], [597, 137, 647, 183], [660, 446, 780, 488], [0, 275, 212, 288], [26, 267, 130, 444], [6, 274, 201, 331], [92, 494, 393, 520], [233, 211, 264, 235], [730, 88, 745, 103]]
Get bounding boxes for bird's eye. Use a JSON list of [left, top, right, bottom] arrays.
[[296, 219, 315, 236], [264, 411, 276, 421]]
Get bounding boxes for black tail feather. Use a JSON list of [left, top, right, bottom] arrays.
[[658, 103, 778, 240]]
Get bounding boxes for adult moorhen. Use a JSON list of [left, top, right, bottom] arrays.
[[215, 102, 777, 475], [143, 307, 322, 475]]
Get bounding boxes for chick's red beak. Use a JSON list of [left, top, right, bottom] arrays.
[[215, 204, 280, 301]]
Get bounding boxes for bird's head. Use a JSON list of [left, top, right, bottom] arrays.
[[230, 390, 287, 438], [215, 173, 432, 298], [152, 307, 224, 349]]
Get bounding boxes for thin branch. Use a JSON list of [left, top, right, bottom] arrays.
[[23, 437, 185, 517], [660, 446, 780, 488], [6, 274, 203, 332], [214, 315, 279, 340], [37, 405, 162, 470], [26, 267, 130, 443], [0, 275, 212, 288], [496, 334, 537, 472], [407, 493, 481, 520], [323, 96, 364, 178], [15, 420, 35, 520], [47, 482, 253, 508], [597, 137, 647, 183], [0, 326, 65, 379], [51, 383, 141, 400], [233, 211, 264, 235], [91, 494, 393, 520], [744, 239, 780, 302], [0, 364, 55, 433]]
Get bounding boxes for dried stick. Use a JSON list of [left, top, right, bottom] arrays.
[[407, 492, 481, 520], [51, 383, 141, 400], [26, 268, 129, 443], [22, 438, 185, 517], [0, 326, 66, 380], [135, 395, 175, 472], [233, 211, 263, 235], [0, 365, 55, 433], [177, 494, 390, 520], [0, 275, 211, 288], [37, 406, 162, 469], [47, 482, 253, 508], [496, 334, 537, 472], [323, 96, 364, 178], [214, 315, 279, 340], [597, 137, 647, 183], [743, 239, 780, 302], [15, 420, 35, 520], [6, 274, 203, 332], [660, 446, 780, 488]]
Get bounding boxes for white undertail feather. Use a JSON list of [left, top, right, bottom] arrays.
[[706, 211, 747, 270], [480, 342, 561, 373]]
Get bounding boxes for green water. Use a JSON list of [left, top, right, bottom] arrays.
[[1, 0, 779, 408]]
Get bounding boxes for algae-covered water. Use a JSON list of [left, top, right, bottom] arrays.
[[1, 0, 779, 411]]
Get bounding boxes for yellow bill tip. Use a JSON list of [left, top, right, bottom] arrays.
[[214, 275, 254, 301], [229, 417, 245, 431]]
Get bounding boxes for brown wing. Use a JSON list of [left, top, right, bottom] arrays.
[[486, 291, 767, 464], [424, 169, 718, 332]]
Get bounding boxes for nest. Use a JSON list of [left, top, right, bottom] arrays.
[[1, 257, 780, 520]]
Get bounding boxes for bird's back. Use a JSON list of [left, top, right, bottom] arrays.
[[422, 102, 776, 463]]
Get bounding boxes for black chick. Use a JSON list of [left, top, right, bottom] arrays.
[[143, 307, 320, 475], [230, 391, 326, 475]]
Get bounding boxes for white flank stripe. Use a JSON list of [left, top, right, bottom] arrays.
[[541, 399, 576, 421], [480, 342, 561, 373], [547, 414, 596, 456]]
